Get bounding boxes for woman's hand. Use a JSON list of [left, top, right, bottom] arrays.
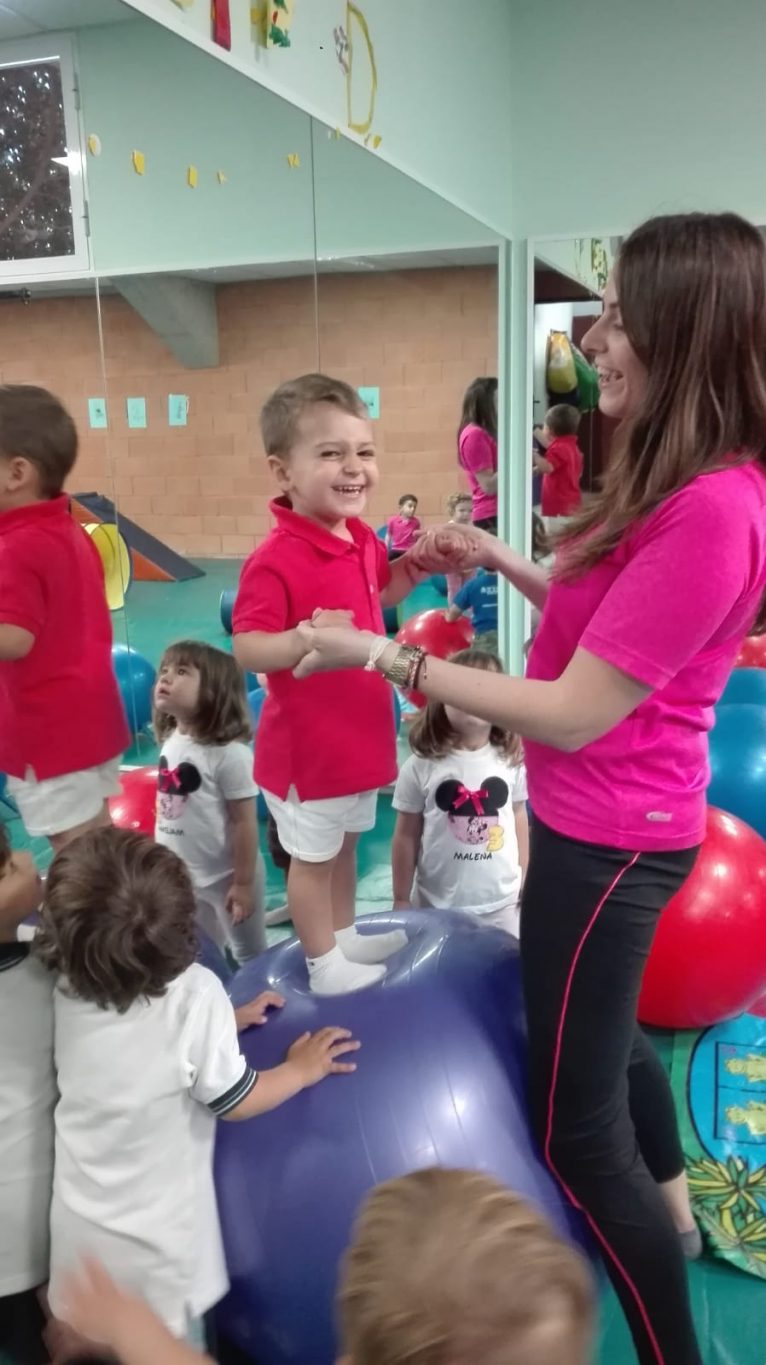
[[410, 524, 497, 574], [293, 624, 384, 679]]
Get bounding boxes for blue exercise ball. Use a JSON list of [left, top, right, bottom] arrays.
[[197, 930, 233, 987], [214, 910, 590, 1365], [431, 573, 448, 597], [382, 604, 399, 634], [718, 667, 766, 708], [708, 703, 766, 839], [392, 686, 402, 734], [375, 524, 387, 541], [247, 686, 265, 731], [220, 588, 236, 635], [111, 644, 156, 735]]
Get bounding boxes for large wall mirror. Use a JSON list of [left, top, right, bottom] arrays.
[[0, 1, 505, 899]]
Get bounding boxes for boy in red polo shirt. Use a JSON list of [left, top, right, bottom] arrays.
[[234, 374, 430, 995], [0, 386, 128, 851], [533, 404, 584, 531]]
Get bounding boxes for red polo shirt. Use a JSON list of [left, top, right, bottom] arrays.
[[541, 434, 584, 517], [0, 496, 129, 780], [232, 498, 397, 800]]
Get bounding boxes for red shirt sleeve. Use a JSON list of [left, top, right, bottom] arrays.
[[580, 481, 759, 689], [545, 438, 568, 470], [0, 534, 46, 635], [232, 557, 289, 635], [460, 427, 496, 474]]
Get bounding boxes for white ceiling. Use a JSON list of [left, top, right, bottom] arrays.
[[0, 0, 131, 40]]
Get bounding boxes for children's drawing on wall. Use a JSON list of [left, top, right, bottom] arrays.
[[573, 237, 611, 295], [344, 3, 378, 140], [252, 1, 296, 48]]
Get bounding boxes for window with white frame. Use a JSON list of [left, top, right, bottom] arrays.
[[0, 35, 89, 277]]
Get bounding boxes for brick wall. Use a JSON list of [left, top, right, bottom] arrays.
[[0, 266, 497, 558]]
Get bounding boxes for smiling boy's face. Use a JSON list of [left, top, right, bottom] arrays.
[[269, 401, 378, 531]]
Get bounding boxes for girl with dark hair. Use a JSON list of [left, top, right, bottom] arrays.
[[292, 212, 766, 1364], [153, 640, 266, 963], [458, 376, 498, 532]]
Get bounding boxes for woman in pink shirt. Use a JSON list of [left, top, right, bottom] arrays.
[[457, 376, 498, 532], [294, 212, 766, 1365]]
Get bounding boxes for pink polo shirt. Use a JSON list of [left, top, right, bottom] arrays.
[[387, 514, 421, 552], [232, 498, 398, 801], [525, 463, 766, 851], [458, 425, 497, 523]]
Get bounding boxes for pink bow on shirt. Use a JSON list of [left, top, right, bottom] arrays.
[[158, 766, 183, 794], [452, 784, 488, 815]]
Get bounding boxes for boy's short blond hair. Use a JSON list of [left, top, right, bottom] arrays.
[[338, 1168, 592, 1365], [260, 373, 368, 458], [446, 491, 472, 517]]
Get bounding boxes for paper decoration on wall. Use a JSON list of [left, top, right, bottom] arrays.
[[345, 3, 377, 136], [217, 170, 227, 184], [573, 237, 611, 296], [131, 150, 145, 176], [334, 23, 350, 73], [168, 395, 189, 427], [126, 397, 147, 429], [364, 133, 382, 149], [86, 134, 101, 157], [286, 153, 300, 168], [212, 0, 231, 50], [357, 386, 380, 420], [87, 398, 107, 430], [328, 127, 342, 140], [187, 165, 198, 188], [267, 0, 295, 48]]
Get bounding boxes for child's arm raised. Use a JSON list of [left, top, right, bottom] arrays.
[[222, 1027, 359, 1121], [391, 811, 423, 909]]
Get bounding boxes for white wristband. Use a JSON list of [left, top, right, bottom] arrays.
[[364, 636, 389, 672]]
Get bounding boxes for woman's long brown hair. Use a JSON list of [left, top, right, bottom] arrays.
[[557, 213, 766, 577]]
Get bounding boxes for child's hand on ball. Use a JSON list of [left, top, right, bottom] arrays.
[[235, 990, 285, 1032], [286, 1027, 360, 1085]]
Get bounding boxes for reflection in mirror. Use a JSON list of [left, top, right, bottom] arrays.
[[77, 10, 318, 767], [0, 9, 128, 867], [311, 116, 503, 662], [530, 239, 616, 597]]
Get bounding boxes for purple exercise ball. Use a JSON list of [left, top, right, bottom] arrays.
[[214, 909, 590, 1364]]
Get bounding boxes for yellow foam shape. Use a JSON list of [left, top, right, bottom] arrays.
[[84, 523, 132, 612]]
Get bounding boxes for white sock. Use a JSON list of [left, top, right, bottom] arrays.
[[307, 944, 386, 995], [335, 924, 408, 965]]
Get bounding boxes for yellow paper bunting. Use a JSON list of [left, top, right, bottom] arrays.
[[187, 165, 198, 188], [131, 150, 145, 175], [286, 153, 300, 169]]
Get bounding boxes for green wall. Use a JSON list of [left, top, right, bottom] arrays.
[[78, 18, 497, 278]]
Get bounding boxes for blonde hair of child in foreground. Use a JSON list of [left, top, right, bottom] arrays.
[[61, 1169, 592, 1365]]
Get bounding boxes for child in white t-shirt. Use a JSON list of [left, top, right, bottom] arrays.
[[0, 826, 53, 1365], [392, 647, 528, 936], [153, 640, 266, 963], [36, 826, 359, 1353]]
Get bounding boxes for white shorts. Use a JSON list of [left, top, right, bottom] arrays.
[[261, 786, 378, 863], [7, 757, 122, 838]]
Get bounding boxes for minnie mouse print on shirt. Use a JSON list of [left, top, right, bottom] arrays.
[[154, 731, 256, 891], [393, 744, 528, 917]]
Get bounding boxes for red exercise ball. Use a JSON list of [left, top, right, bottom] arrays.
[[734, 632, 766, 669], [638, 806, 766, 1029], [108, 766, 158, 836], [395, 609, 474, 707]]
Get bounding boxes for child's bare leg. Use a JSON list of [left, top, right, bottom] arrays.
[[332, 832, 409, 964], [48, 801, 112, 855], [289, 851, 385, 994]]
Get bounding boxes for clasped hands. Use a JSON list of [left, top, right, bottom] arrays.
[[294, 522, 494, 679]]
